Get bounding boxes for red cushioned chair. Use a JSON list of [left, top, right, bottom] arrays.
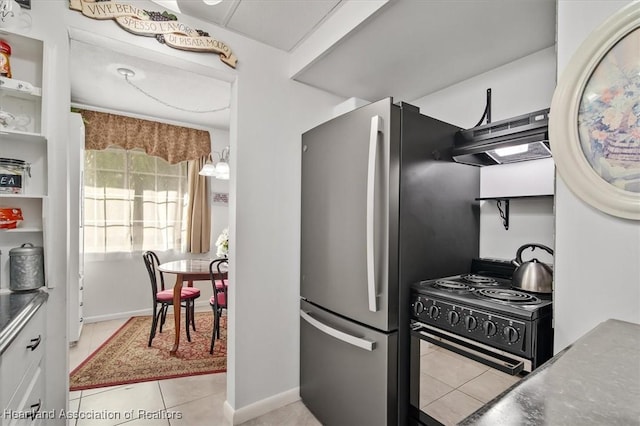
[[142, 251, 201, 347], [209, 258, 228, 354]]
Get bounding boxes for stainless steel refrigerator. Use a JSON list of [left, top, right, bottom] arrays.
[[300, 98, 480, 425]]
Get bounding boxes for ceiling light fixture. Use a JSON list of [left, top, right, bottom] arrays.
[[203, 0, 223, 5], [200, 146, 230, 180], [116, 67, 229, 114]]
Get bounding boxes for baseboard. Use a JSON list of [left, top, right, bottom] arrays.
[[223, 388, 301, 425], [83, 301, 212, 324], [83, 308, 150, 324]]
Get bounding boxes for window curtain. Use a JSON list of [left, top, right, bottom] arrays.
[[78, 108, 212, 253], [186, 157, 211, 253], [78, 109, 211, 164]]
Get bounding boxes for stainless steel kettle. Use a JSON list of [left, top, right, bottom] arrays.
[[511, 243, 554, 293]]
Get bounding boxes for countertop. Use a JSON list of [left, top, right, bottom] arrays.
[[0, 290, 48, 356], [460, 319, 640, 425]]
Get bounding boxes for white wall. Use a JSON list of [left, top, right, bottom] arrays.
[[410, 47, 557, 261], [479, 160, 555, 261], [209, 129, 230, 250], [228, 40, 342, 414], [63, 2, 345, 420], [411, 47, 556, 128], [554, 0, 640, 352]]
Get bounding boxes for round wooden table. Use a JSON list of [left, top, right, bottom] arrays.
[[158, 259, 227, 355]]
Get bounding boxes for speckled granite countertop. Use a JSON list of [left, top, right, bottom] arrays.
[[0, 290, 48, 356], [459, 319, 640, 425]]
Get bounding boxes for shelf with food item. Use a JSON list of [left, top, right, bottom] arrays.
[[0, 145, 47, 196], [0, 203, 41, 230], [0, 32, 43, 136]]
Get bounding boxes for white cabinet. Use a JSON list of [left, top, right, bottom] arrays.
[[0, 31, 47, 290], [68, 113, 84, 342], [0, 300, 46, 426]]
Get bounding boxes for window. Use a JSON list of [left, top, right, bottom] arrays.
[[84, 147, 188, 254]]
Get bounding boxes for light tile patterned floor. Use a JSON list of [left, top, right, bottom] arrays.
[[69, 322, 517, 425], [419, 340, 522, 425], [69, 318, 319, 426]]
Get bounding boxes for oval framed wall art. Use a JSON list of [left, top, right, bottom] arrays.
[[550, 1, 640, 220]]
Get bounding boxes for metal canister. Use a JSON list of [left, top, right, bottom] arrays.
[[9, 243, 44, 291]]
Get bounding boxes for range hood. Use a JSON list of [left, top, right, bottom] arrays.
[[453, 108, 551, 166]]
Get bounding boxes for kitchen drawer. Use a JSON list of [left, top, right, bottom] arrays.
[[300, 300, 397, 425], [7, 363, 44, 426], [0, 304, 45, 410]]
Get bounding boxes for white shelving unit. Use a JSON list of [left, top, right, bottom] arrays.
[[0, 31, 47, 291]]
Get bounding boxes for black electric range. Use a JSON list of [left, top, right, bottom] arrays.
[[410, 258, 553, 374]]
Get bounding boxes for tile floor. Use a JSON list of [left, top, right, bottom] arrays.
[[69, 321, 518, 426], [418, 340, 522, 425], [68, 318, 320, 426]]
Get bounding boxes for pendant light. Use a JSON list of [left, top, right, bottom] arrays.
[[199, 146, 230, 180], [214, 146, 230, 180], [198, 158, 217, 176]]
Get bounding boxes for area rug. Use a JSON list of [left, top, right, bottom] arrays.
[[70, 312, 226, 391]]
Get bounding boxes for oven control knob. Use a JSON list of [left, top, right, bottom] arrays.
[[413, 301, 424, 316], [428, 305, 440, 319], [503, 326, 519, 343], [483, 320, 497, 337], [447, 311, 460, 325], [464, 315, 477, 330]]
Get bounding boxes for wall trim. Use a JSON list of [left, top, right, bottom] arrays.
[[223, 388, 301, 425], [83, 300, 212, 324]]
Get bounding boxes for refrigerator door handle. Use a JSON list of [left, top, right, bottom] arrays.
[[300, 309, 376, 351], [366, 115, 383, 312]]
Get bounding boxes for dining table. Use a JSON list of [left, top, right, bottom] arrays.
[[157, 259, 227, 355]]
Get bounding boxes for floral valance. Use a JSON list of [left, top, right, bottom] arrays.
[[77, 109, 211, 164]]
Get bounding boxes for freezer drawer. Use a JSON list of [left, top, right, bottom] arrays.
[[300, 300, 397, 426]]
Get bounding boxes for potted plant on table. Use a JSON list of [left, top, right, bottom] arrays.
[[215, 228, 229, 258]]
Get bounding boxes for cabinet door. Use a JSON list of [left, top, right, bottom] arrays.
[[67, 112, 85, 342], [9, 363, 44, 426], [0, 304, 45, 409]]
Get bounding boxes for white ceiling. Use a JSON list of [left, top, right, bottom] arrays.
[[171, 0, 343, 51], [70, 38, 232, 130], [294, 0, 557, 102], [69, 0, 556, 130]]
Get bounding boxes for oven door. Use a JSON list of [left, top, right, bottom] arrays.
[[412, 321, 529, 375], [409, 320, 528, 425]]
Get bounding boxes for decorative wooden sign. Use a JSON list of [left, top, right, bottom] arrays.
[[68, 0, 237, 68]]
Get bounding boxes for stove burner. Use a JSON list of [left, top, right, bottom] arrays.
[[475, 288, 541, 304], [461, 274, 499, 286], [433, 280, 474, 291]]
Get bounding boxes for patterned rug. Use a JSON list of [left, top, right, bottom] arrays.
[[70, 312, 226, 391]]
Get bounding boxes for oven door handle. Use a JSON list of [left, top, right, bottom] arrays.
[[411, 321, 526, 375]]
